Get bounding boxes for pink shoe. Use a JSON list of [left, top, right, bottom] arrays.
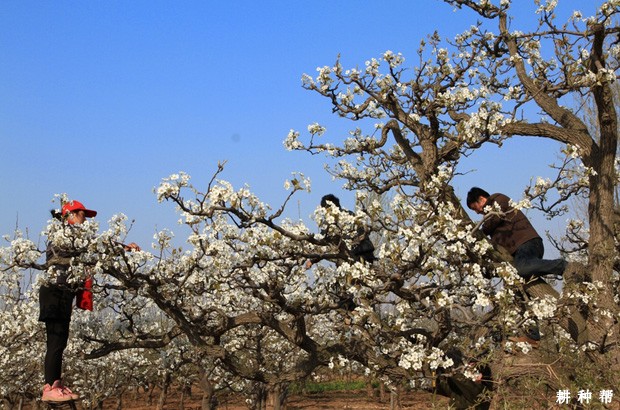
[[59, 382, 80, 401], [41, 380, 73, 402]]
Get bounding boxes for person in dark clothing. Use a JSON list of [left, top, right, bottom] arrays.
[[40, 199, 140, 402], [466, 187, 566, 346], [306, 194, 376, 312], [466, 187, 566, 279], [319, 194, 376, 264], [40, 200, 97, 402]]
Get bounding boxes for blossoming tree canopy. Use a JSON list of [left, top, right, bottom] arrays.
[[1, 1, 618, 408]]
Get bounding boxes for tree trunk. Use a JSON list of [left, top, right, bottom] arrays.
[[147, 383, 156, 406], [389, 387, 402, 410], [584, 74, 620, 373], [272, 385, 280, 410], [156, 372, 171, 410], [199, 376, 217, 410], [255, 384, 267, 410], [436, 374, 490, 410], [523, 277, 589, 345], [389, 390, 397, 410], [269, 384, 289, 410], [366, 378, 375, 399]]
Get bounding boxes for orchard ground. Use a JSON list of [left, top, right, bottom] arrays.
[[101, 388, 448, 410], [94, 386, 619, 410], [94, 385, 617, 410], [19, 384, 454, 409], [25, 383, 620, 410]]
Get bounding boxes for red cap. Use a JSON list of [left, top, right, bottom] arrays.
[[61, 200, 97, 218]]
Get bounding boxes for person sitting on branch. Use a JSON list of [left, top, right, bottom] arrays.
[[466, 187, 569, 347], [305, 194, 377, 313], [466, 187, 566, 280], [306, 194, 376, 269]]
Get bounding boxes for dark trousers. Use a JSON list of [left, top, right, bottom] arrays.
[[513, 238, 565, 340], [513, 238, 566, 279], [44, 319, 71, 385]]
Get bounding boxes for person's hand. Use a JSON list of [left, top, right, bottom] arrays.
[[305, 259, 313, 270], [124, 242, 141, 252]]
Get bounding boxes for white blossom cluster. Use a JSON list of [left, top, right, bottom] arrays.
[[156, 172, 191, 203], [528, 295, 558, 320], [458, 103, 512, 145], [398, 342, 454, 371], [534, 0, 558, 15]]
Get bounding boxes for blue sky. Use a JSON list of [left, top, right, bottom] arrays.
[[0, 1, 597, 254]]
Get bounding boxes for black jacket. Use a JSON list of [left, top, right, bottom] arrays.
[[38, 243, 79, 322], [323, 209, 376, 263]]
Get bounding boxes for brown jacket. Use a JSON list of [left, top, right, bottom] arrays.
[[481, 193, 540, 255]]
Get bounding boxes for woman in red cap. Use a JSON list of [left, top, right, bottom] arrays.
[[39, 200, 139, 402]]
